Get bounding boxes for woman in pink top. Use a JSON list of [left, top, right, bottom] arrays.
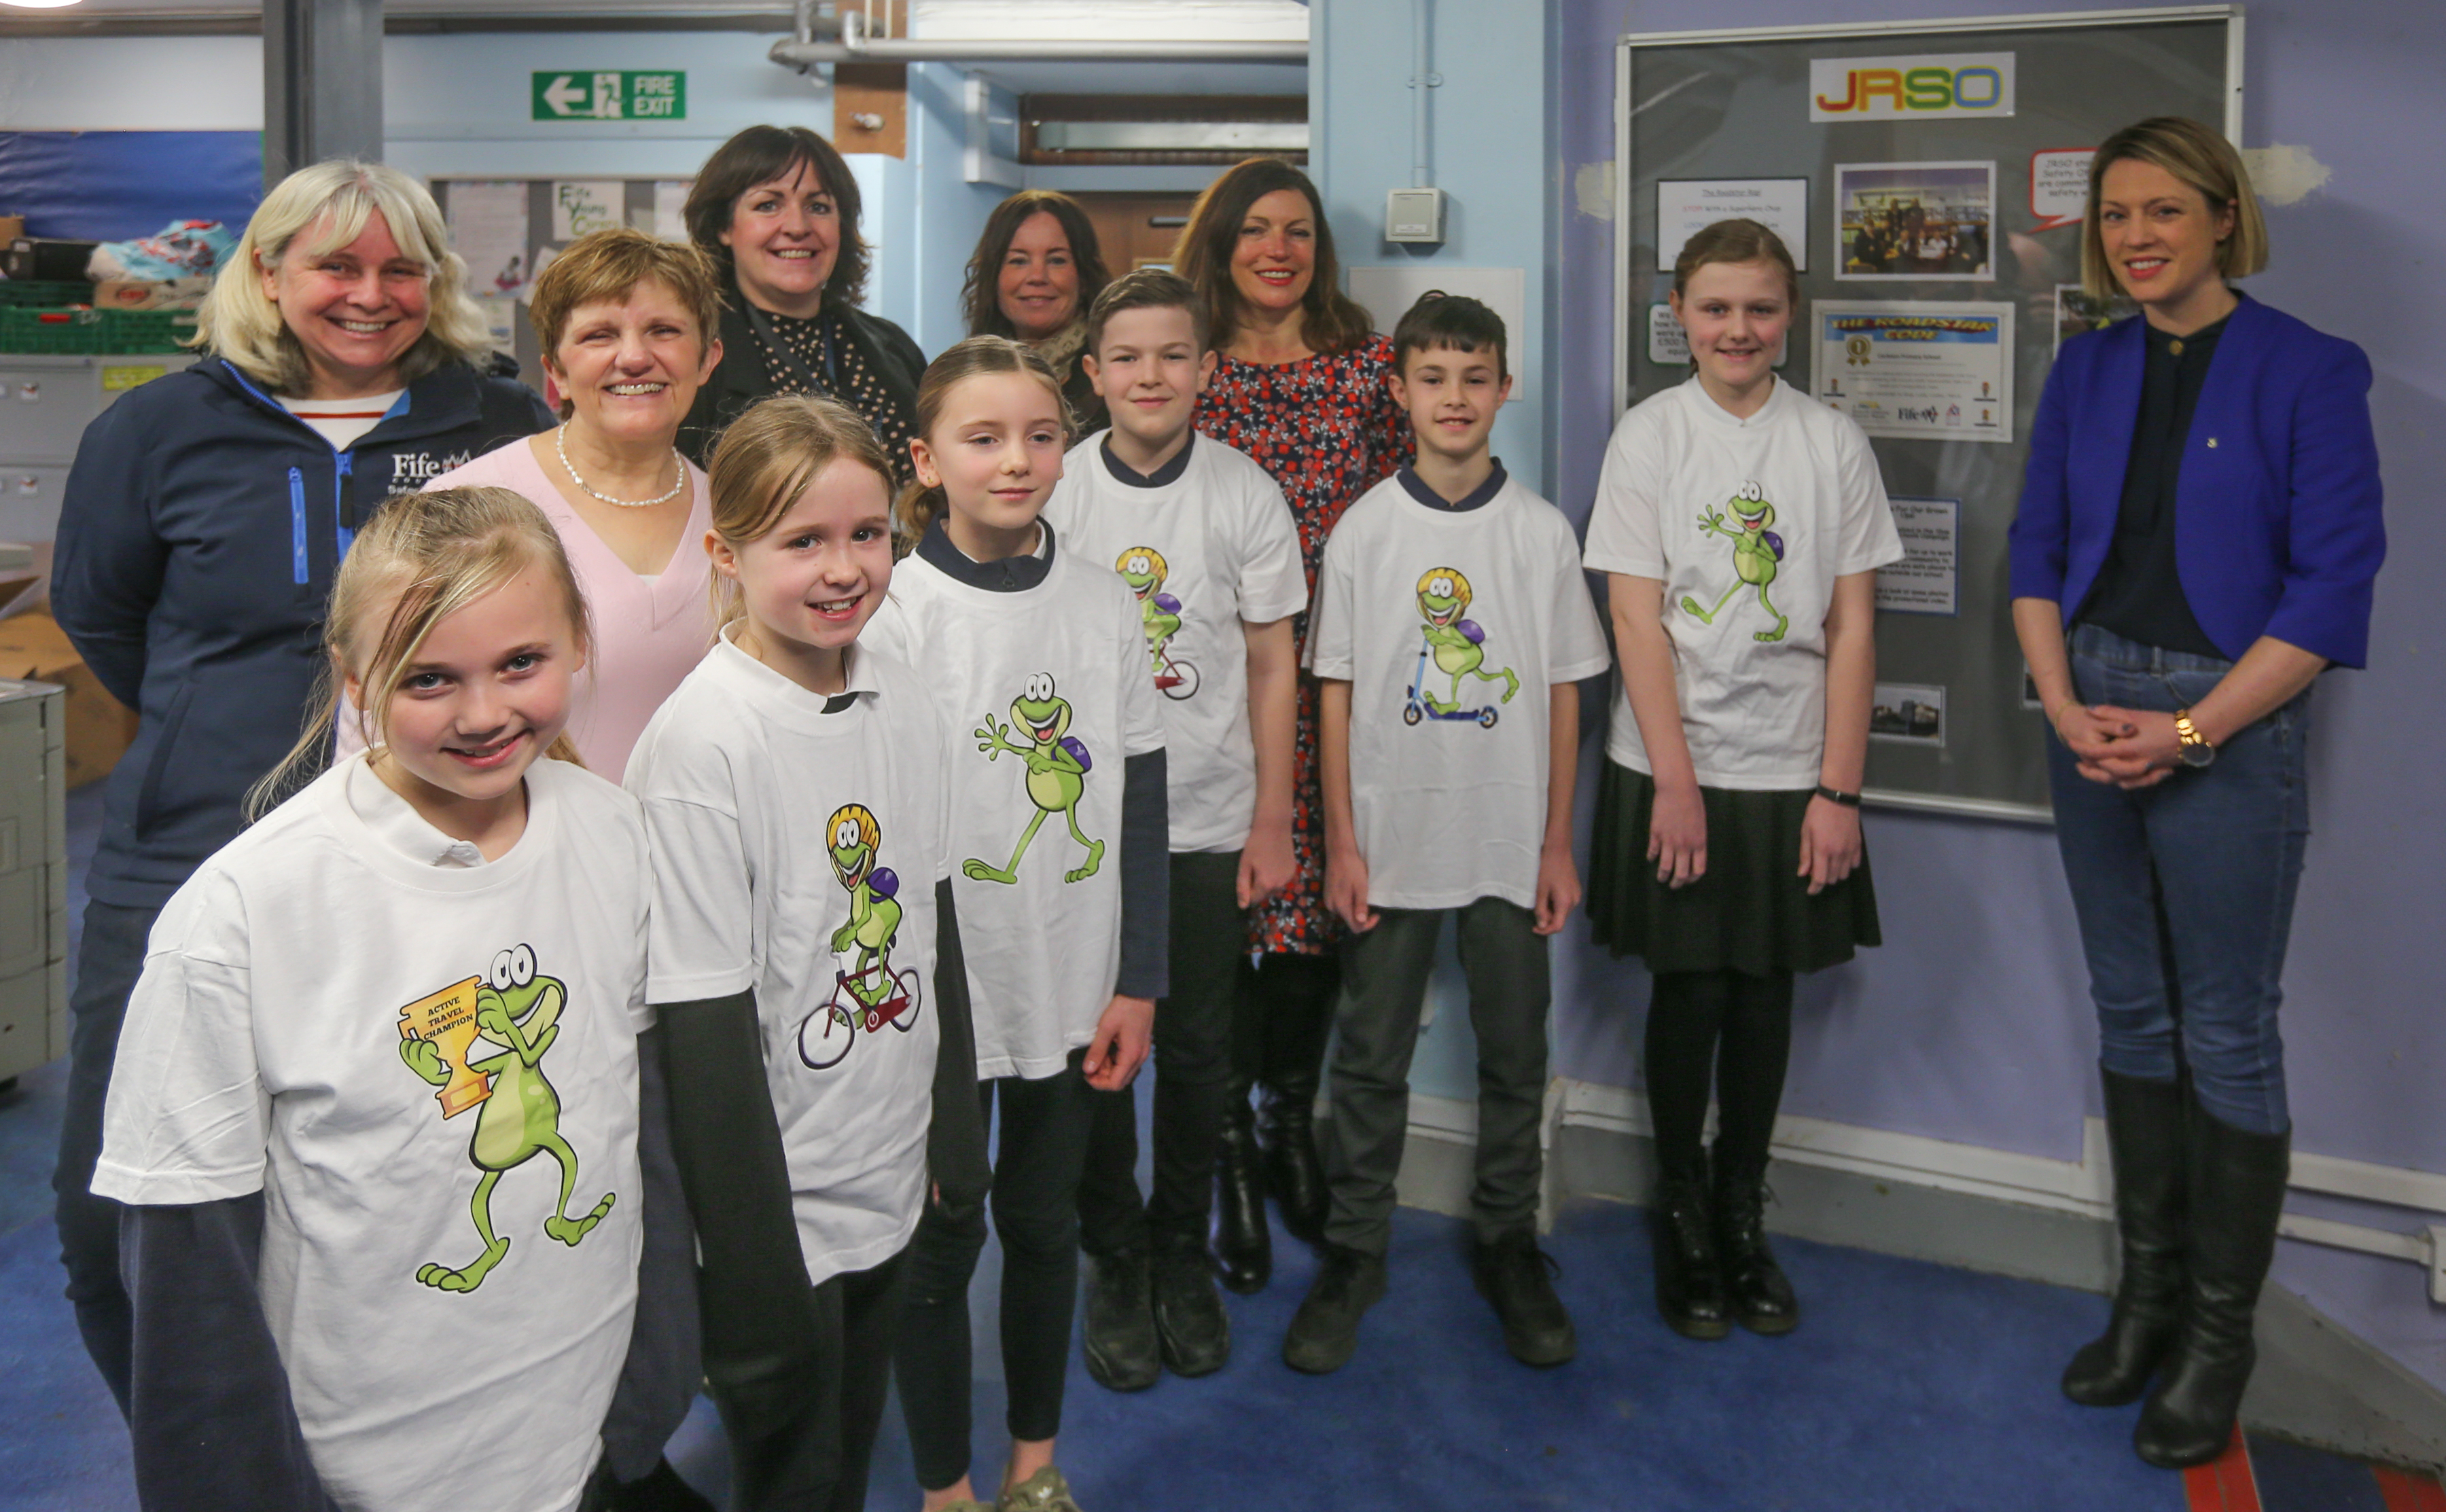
[[344, 229, 726, 780]]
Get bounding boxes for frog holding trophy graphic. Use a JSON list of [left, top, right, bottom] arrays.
[[397, 946, 615, 1293]]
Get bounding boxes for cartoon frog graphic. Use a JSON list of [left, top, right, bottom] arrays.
[[1684, 480, 1788, 643], [1413, 566, 1519, 715], [397, 944, 614, 1293], [967, 672, 1103, 884], [1117, 546, 1183, 674]]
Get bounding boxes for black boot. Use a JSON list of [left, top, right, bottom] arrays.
[[1650, 1160, 1731, 1341], [2134, 1104, 2290, 1470], [1712, 1157, 1798, 1335], [1211, 1095, 1272, 1293], [2064, 1070, 2189, 1406], [1080, 1246, 1160, 1392], [1258, 1080, 1329, 1245]]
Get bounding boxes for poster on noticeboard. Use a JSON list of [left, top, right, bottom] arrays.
[[1813, 301, 2015, 444]]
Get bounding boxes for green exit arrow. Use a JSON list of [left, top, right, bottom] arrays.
[[540, 75, 590, 116], [531, 71, 687, 122]]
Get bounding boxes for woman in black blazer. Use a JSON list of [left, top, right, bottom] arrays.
[[677, 124, 925, 477]]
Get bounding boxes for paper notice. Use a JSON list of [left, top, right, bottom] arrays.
[[1875, 497, 1960, 615], [654, 180, 694, 240], [448, 181, 531, 298], [551, 180, 624, 241]]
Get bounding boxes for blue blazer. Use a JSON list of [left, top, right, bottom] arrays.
[[2007, 291, 2385, 668]]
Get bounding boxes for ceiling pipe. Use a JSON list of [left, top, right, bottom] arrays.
[[770, 9, 1307, 68]]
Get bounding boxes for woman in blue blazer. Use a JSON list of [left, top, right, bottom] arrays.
[[2008, 118, 2384, 1472]]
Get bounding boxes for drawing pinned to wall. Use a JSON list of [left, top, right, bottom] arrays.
[[2029, 148, 2094, 232], [1813, 300, 2014, 443], [1834, 161, 1994, 281], [1656, 179, 1810, 270], [550, 180, 622, 240], [1871, 683, 1947, 746], [1875, 497, 1959, 615], [448, 181, 530, 297], [2054, 283, 2136, 353]]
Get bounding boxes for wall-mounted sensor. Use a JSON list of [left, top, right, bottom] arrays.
[[1385, 187, 1447, 245]]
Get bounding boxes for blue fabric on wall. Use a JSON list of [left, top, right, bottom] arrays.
[[0, 132, 262, 242]]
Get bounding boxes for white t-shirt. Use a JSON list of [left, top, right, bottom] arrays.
[[1582, 376, 1904, 790], [626, 632, 946, 1284], [1044, 433, 1307, 854], [278, 390, 404, 452], [1307, 471, 1612, 911], [864, 534, 1167, 1079], [94, 754, 648, 1512]]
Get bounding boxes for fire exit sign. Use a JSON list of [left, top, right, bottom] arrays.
[[531, 71, 687, 121]]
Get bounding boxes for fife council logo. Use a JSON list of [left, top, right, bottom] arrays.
[[391, 450, 474, 486]]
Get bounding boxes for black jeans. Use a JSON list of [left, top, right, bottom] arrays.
[[896, 1049, 1094, 1493], [1078, 851, 1243, 1255], [55, 897, 160, 1418], [713, 1247, 906, 1512]]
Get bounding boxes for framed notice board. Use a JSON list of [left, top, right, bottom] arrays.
[[1613, 7, 2241, 821]]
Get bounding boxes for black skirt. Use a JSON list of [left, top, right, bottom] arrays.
[[1587, 759, 1881, 977]]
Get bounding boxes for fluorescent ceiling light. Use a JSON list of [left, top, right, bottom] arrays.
[[0, 1, 88, 9]]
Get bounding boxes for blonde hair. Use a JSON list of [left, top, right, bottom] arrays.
[[247, 486, 592, 818], [2082, 117, 2269, 301], [530, 228, 724, 405], [896, 336, 1071, 547], [1672, 219, 1802, 308], [705, 395, 898, 631], [196, 160, 492, 395]]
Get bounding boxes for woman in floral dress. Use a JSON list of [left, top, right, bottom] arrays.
[[1174, 159, 1412, 1291]]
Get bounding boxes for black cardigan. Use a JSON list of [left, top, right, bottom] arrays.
[[679, 280, 928, 467]]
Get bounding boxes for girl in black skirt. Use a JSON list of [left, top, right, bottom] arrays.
[[1580, 219, 1902, 1340]]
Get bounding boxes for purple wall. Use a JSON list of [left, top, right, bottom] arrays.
[[1547, 0, 2446, 1389]]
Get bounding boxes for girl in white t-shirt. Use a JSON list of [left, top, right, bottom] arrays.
[[95, 486, 652, 1512], [1582, 221, 1902, 1348], [866, 337, 1168, 1512], [626, 395, 985, 1512]]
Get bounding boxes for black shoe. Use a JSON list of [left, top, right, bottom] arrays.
[[1152, 1236, 1232, 1376], [2065, 1070, 2189, 1406], [1081, 1248, 1161, 1392], [1712, 1159, 1799, 1336], [1258, 1084, 1330, 1244], [1283, 1244, 1387, 1374], [2135, 1105, 2290, 1471], [600, 1458, 717, 1512], [1211, 1097, 1273, 1293], [1650, 1167, 1731, 1340], [1472, 1229, 1577, 1367]]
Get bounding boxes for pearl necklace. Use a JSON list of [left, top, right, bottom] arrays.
[[556, 425, 687, 508]]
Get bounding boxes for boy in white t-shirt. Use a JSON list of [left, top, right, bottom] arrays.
[[1043, 269, 1307, 1390], [1288, 295, 1612, 1376]]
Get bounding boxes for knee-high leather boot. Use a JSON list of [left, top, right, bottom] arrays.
[[2133, 1102, 2290, 1469], [2064, 1070, 2189, 1405], [1210, 1091, 1271, 1293], [1258, 1075, 1329, 1245]]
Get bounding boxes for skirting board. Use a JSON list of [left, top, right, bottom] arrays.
[[1385, 1087, 2446, 1469]]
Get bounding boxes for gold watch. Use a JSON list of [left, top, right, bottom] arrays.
[[2174, 709, 2216, 768]]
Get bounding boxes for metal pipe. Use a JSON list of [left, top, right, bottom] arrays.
[[769, 37, 1308, 65], [1411, 0, 1434, 189]]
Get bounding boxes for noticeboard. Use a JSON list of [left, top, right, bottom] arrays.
[[1613, 7, 2241, 821]]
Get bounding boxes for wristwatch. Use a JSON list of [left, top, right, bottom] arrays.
[[2174, 709, 2217, 768]]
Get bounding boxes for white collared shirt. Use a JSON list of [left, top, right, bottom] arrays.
[[345, 757, 489, 869]]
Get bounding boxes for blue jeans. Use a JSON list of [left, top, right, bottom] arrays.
[[2048, 625, 2310, 1135]]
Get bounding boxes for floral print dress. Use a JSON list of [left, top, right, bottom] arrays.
[[1194, 334, 1413, 956]]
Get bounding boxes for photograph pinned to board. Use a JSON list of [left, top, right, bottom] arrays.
[[1874, 497, 1959, 615], [1648, 304, 1791, 368], [1656, 179, 1810, 271], [1835, 162, 1995, 281], [550, 181, 624, 241], [2055, 283, 2138, 353], [1813, 300, 2015, 444], [1871, 683, 1947, 746]]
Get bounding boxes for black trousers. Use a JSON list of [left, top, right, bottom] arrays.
[[896, 1049, 1094, 1492], [713, 1246, 907, 1512], [55, 897, 160, 1418], [1078, 851, 1243, 1255]]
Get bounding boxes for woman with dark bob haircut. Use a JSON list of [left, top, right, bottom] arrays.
[[679, 124, 925, 476], [960, 190, 1113, 434]]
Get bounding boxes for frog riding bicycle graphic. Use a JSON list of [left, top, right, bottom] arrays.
[[798, 802, 923, 1070], [1118, 545, 1200, 700]]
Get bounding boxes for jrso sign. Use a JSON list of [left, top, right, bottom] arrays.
[[1809, 53, 2017, 122]]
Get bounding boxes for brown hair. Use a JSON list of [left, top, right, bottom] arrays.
[[1392, 291, 1507, 381], [2081, 116, 2268, 301], [896, 336, 1071, 547], [684, 124, 870, 310], [248, 486, 592, 818], [1172, 159, 1375, 357], [1085, 267, 1209, 355], [960, 190, 1112, 339], [704, 395, 897, 631], [1671, 219, 1802, 308], [529, 228, 723, 394]]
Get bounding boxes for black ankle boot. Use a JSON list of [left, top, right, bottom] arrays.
[[1650, 1163, 1731, 1340], [2065, 1070, 2189, 1407], [1258, 1082, 1329, 1245], [2134, 1105, 2290, 1470], [1712, 1157, 1798, 1335], [1211, 1096, 1272, 1293]]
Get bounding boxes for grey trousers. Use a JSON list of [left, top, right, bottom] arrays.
[[1322, 897, 1550, 1256]]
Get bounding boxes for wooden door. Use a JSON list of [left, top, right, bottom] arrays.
[[1069, 192, 1204, 274]]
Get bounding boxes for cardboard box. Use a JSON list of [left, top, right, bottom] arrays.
[[0, 218, 23, 247], [0, 610, 138, 788]]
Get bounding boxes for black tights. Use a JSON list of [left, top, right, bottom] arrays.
[[1231, 952, 1339, 1099], [1643, 969, 1796, 1183]]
